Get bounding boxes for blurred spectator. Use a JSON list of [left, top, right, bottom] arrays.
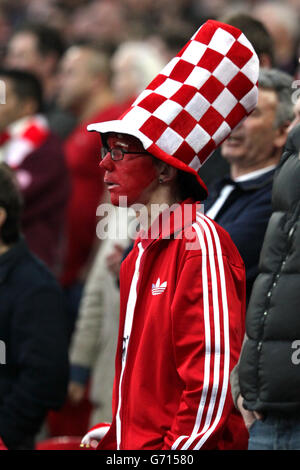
[[122, 0, 197, 51], [222, 12, 275, 69], [0, 7, 12, 64], [21, 0, 72, 31], [57, 44, 132, 330], [289, 91, 300, 132], [110, 39, 167, 103], [0, 69, 69, 275], [68, 206, 134, 427], [50, 39, 166, 436], [253, 1, 300, 76], [230, 122, 300, 450], [190, 0, 237, 21], [0, 162, 69, 450], [67, 0, 128, 48], [64, 39, 166, 422], [199, 12, 276, 188], [4, 22, 76, 138], [204, 68, 294, 301]]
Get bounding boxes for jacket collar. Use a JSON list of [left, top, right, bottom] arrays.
[[213, 167, 276, 195], [137, 198, 202, 250]]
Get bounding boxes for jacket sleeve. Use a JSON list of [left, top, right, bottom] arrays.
[[230, 334, 248, 408], [163, 246, 246, 450], [0, 286, 69, 449]]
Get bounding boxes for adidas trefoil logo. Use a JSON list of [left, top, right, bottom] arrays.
[[152, 278, 167, 296]]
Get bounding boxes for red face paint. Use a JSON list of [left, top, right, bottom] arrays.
[[100, 133, 159, 207]]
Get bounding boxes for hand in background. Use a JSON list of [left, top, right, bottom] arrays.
[[68, 381, 86, 405], [237, 394, 263, 430]]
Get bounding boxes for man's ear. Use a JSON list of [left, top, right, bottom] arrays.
[[157, 162, 177, 184], [274, 122, 290, 149], [0, 207, 7, 229]]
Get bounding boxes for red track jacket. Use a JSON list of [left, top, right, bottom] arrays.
[[98, 200, 247, 450]]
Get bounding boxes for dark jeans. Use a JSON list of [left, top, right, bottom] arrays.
[[249, 415, 300, 450]]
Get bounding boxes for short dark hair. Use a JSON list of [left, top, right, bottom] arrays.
[[0, 68, 43, 112], [176, 170, 207, 202], [14, 22, 65, 59], [258, 68, 294, 128], [223, 13, 275, 66], [0, 163, 23, 244], [151, 155, 207, 202]]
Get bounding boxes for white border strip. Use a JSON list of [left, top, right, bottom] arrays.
[[116, 242, 144, 449], [193, 213, 230, 449], [172, 216, 212, 450]]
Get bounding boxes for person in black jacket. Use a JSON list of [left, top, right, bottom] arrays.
[[230, 123, 300, 450], [0, 163, 69, 450], [0, 68, 70, 276]]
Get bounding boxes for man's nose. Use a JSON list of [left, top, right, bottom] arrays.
[[99, 151, 114, 171]]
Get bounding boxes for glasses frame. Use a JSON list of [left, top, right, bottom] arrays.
[[101, 146, 149, 161]]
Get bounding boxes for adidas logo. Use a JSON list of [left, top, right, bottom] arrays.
[[152, 278, 167, 296]]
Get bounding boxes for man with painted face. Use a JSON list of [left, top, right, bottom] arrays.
[[81, 20, 259, 450], [102, 134, 160, 208]]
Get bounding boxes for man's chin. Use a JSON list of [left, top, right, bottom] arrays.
[[221, 149, 244, 163], [110, 194, 131, 208]]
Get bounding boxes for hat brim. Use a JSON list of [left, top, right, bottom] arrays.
[[87, 121, 208, 197]]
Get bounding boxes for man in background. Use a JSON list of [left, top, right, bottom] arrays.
[[0, 69, 69, 276], [230, 123, 300, 450], [0, 163, 69, 450], [56, 43, 132, 330], [204, 68, 294, 301], [4, 22, 76, 139], [61, 40, 167, 438], [199, 13, 275, 188]]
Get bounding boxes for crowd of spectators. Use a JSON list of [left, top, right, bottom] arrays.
[[0, 0, 299, 450]]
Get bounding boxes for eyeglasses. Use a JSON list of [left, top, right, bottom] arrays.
[[100, 146, 149, 161]]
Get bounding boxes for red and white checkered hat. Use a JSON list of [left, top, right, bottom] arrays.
[[88, 19, 259, 195]]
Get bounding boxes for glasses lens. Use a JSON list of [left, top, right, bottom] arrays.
[[111, 148, 123, 161], [100, 146, 108, 160]]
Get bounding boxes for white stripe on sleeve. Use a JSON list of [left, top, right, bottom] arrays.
[[171, 213, 230, 450]]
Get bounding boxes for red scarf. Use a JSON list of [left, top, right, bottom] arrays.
[[0, 115, 50, 168]]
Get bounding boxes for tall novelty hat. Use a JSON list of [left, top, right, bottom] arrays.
[[88, 19, 259, 195]]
